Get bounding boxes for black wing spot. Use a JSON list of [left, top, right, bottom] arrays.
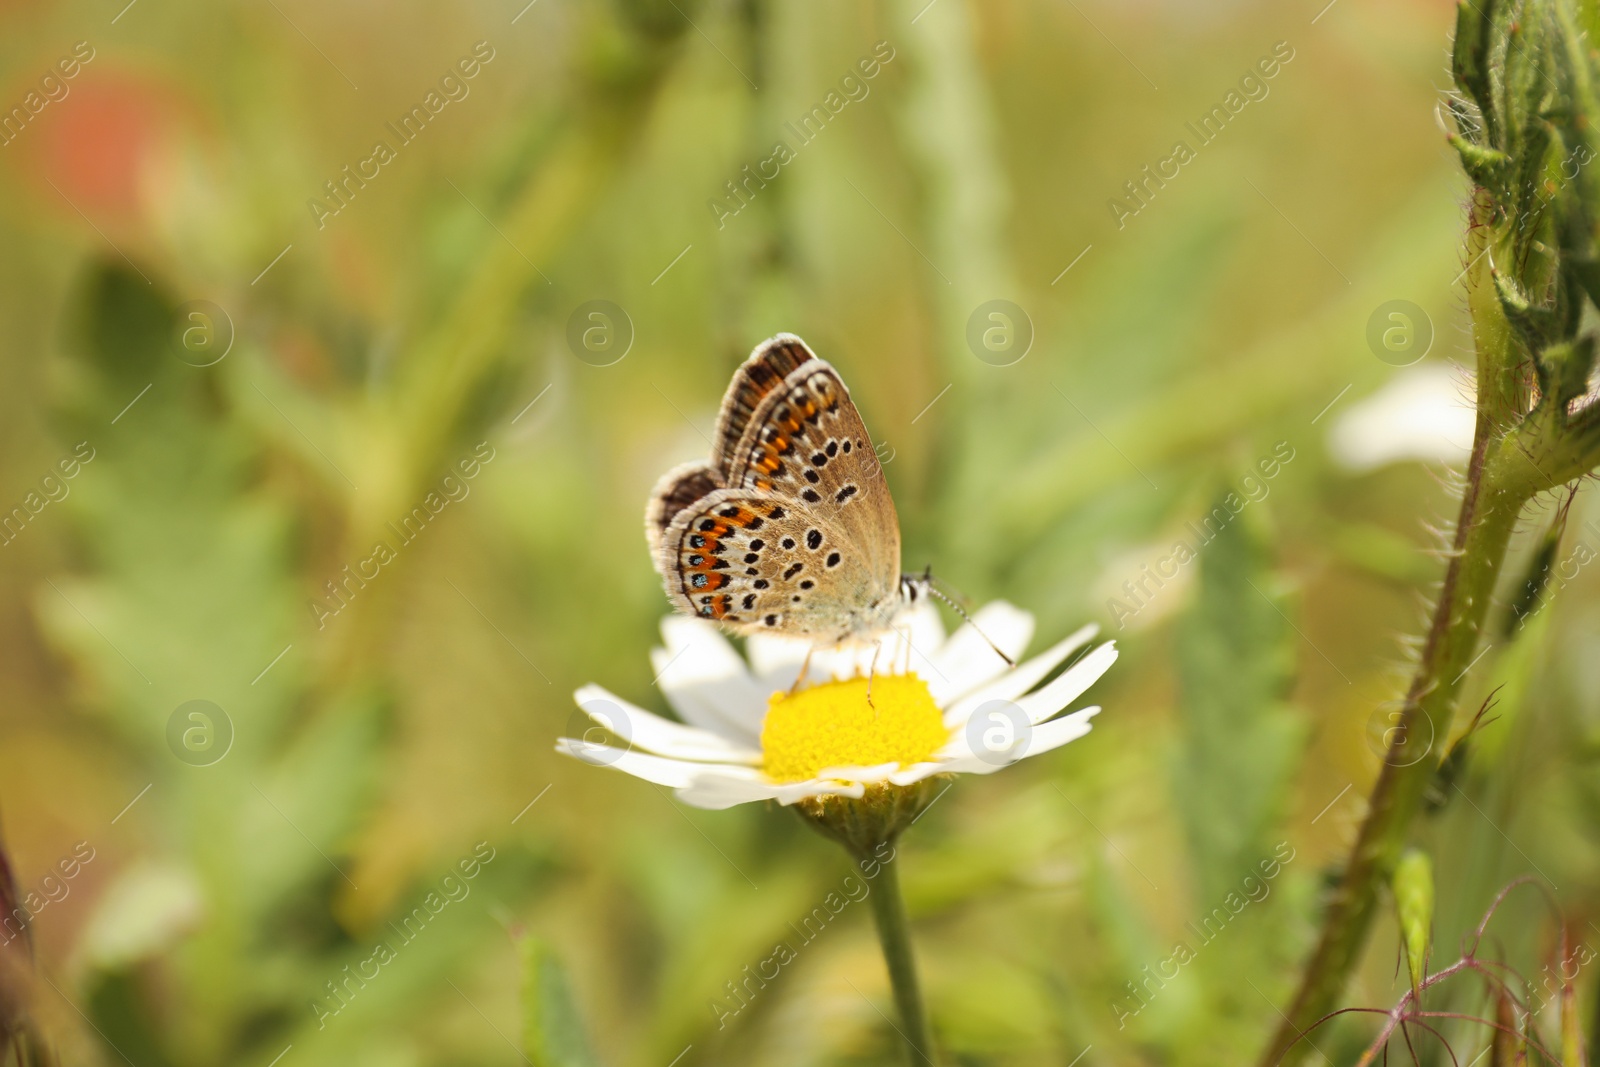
[[811, 452, 828, 467], [746, 516, 765, 531], [743, 552, 759, 563], [742, 594, 756, 609], [688, 554, 705, 566], [836, 485, 858, 503], [805, 530, 823, 550], [804, 469, 820, 484], [792, 595, 801, 603], [753, 579, 770, 590], [826, 440, 838, 457], [699, 519, 719, 532], [746, 568, 758, 575], [781, 537, 796, 550], [719, 506, 741, 518], [802, 489, 821, 503], [800, 579, 814, 589], [749, 539, 765, 550], [764, 614, 779, 626], [691, 574, 709, 588], [842, 440, 852, 453], [782, 562, 804, 580], [826, 551, 842, 568], [712, 559, 729, 570], [688, 534, 706, 548], [768, 507, 787, 520]]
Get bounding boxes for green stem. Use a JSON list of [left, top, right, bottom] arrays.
[[866, 850, 936, 1066], [1260, 426, 1529, 1065]]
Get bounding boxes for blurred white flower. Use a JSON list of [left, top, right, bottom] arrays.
[[1328, 363, 1476, 472]]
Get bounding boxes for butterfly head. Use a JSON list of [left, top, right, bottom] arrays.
[[898, 569, 933, 607]]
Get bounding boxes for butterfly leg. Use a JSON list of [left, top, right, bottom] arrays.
[[787, 645, 816, 696], [865, 640, 882, 713]]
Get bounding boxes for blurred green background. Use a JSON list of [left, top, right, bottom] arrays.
[[4, 0, 1597, 1063]]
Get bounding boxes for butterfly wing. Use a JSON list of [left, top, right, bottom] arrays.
[[722, 343, 900, 593], [647, 334, 903, 640], [710, 334, 814, 484], [646, 460, 720, 559], [654, 490, 900, 638]]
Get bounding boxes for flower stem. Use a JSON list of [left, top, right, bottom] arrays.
[[1263, 1, 1600, 1059], [866, 850, 936, 1066], [1259, 406, 1529, 1066]]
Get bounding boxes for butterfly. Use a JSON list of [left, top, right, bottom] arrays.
[[646, 333, 914, 644]]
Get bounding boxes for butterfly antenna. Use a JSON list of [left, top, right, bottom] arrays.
[[916, 571, 1016, 667]]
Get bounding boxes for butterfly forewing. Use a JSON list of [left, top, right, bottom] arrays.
[[726, 363, 899, 586]]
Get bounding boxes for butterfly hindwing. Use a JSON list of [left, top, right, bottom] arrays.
[[655, 488, 900, 638]]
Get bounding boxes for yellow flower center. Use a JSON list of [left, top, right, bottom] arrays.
[[759, 673, 949, 783]]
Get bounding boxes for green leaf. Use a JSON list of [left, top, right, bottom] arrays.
[[1449, 134, 1512, 189], [1391, 849, 1433, 1004], [1453, 0, 1495, 136], [520, 936, 601, 1067], [1172, 496, 1304, 903]]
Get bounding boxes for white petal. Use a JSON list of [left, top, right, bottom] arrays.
[[943, 623, 1099, 726], [653, 617, 769, 744], [1016, 643, 1118, 724], [924, 601, 1035, 704], [555, 740, 766, 788], [840, 610, 945, 678], [573, 685, 759, 764], [768, 778, 868, 805], [745, 632, 821, 690], [934, 727, 979, 760], [903, 599, 948, 658], [746, 636, 860, 689], [745, 602, 945, 688], [939, 707, 1101, 775], [674, 761, 922, 810], [812, 762, 900, 783], [886, 762, 949, 786], [674, 773, 866, 810], [808, 635, 899, 682]]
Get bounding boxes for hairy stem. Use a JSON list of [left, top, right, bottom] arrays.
[[866, 854, 937, 1066], [1260, 426, 1529, 1066]]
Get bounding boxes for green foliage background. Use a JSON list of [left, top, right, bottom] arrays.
[[2, 0, 1597, 1063]]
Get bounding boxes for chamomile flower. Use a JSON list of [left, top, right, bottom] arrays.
[[558, 598, 1116, 1060], [556, 599, 1117, 816]]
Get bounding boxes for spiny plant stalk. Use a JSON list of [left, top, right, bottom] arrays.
[[1262, 1, 1600, 1063]]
